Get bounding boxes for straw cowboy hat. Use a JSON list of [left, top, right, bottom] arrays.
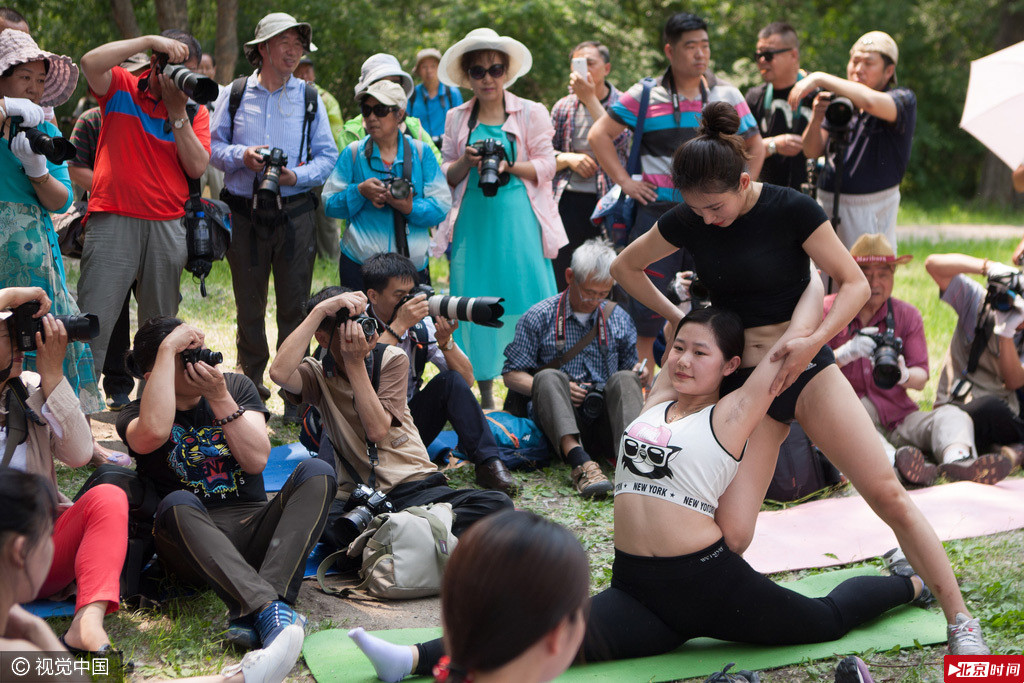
[[244, 13, 317, 67], [849, 233, 912, 266], [0, 29, 79, 107], [438, 28, 532, 89]]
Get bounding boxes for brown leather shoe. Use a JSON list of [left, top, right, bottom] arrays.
[[475, 459, 518, 495], [571, 460, 613, 499], [939, 452, 1013, 485], [894, 446, 938, 486]]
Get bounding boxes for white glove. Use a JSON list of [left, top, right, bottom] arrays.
[[11, 133, 47, 178], [2, 97, 45, 128], [672, 270, 694, 316], [896, 355, 912, 385], [834, 333, 877, 366], [986, 261, 1019, 280], [993, 299, 1024, 338]]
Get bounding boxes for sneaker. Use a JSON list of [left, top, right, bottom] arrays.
[[894, 446, 938, 485], [571, 460, 612, 499], [106, 392, 131, 412], [253, 601, 305, 648], [225, 616, 260, 651], [939, 453, 1012, 485], [881, 547, 933, 607], [221, 623, 304, 683], [705, 662, 760, 683], [948, 613, 990, 655], [835, 656, 874, 683]]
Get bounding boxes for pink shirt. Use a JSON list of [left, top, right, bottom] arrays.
[[430, 90, 567, 258]]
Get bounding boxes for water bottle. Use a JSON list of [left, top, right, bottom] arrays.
[[193, 210, 211, 257]]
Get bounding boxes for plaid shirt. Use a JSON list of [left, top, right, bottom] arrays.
[[550, 84, 631, 206], [502, 292, 638, 383]]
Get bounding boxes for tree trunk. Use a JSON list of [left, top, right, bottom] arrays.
[[215, 0, 239, 84], [155, 0, 188, 31], [974, 0, 1024, 206], [109, 0, 140, 39]]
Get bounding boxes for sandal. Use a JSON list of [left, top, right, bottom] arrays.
[[59, 635, 134, 672]]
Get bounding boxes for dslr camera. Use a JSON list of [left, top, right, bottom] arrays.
[[6, 117, 77, 164], [255, 148, 288, 210], [398, 284, 505, 328], [986, 270, 1024, 312], [579, 381, 606, 423], [823, 94, 855, 133], [859, 327, 904, 390], [5, 301, 98, 352], [382, 176, 412, 200], [335, 484, 395, 545], [154, 51, 219, 105], [470, 138, 510, 197], [334, 306, 385, 342], [180, 347, 224, 367]]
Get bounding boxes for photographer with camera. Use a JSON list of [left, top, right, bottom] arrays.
[[270, 286, 512, 552], [360, 252, 515, 494], [826, 236, 1011, 486], [502, 239, 647, 499], [209, 13, 338, 418], [790, 31, 916, 250], [323, 80, 451, 291], [115, 315, 335, 652], [924, 252, 1024, 471]]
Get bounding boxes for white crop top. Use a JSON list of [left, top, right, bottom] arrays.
[[614, 401, 742, 518]]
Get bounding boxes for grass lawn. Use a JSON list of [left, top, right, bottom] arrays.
[[50, 229, 1024, 681]]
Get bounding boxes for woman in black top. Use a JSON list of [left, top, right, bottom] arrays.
[[610, 101, 988, 654]]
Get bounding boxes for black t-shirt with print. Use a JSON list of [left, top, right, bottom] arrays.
[[745, 81, 816, 190], [116, 373, 270, 507]]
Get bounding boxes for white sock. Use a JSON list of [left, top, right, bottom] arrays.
[[348, 627, 413, 682], [942, 445, 972, 465]]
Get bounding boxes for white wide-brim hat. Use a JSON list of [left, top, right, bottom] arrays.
[[0, 29, 79, 108], [438, 28, 532, 90]]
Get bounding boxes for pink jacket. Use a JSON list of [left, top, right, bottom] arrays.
[[431, 90, 568, 258]]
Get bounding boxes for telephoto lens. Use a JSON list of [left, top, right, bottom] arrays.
[[162, 63, 220, 104]]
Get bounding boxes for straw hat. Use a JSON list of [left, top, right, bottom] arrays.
[[437, 28, 532, 89], [243, 13, 316, 67], [0, 29, 79, 107], [849, 233, 912, 266]]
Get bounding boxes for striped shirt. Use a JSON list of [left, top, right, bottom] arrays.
[[608, 69, 756, 204]]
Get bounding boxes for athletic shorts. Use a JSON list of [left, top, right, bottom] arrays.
[[720, 345, 836, 423]]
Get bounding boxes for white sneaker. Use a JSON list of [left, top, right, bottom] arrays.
[[221, 623, 304, 683], [947, 613, 991, 655]]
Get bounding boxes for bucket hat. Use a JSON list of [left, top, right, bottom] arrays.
[[244, 13, 316, 67], [0, 29, 79, 107], [413, 48, 442, 73], [354, 53, 413, 98], [438, 28, 532, 89]]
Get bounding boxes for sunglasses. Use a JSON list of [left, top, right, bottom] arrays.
[[467, 63, 507, 80], [754, 47, 793, 62], [361, 103, 398, 118]]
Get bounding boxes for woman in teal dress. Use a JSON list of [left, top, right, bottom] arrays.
[[0, 30, 113, 447], [433, 28, 568, 408]]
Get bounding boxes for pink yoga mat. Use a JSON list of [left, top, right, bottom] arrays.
[[744, 478, 1024, 574]]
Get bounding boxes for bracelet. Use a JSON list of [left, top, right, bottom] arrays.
[[982, 258, 990, 277], [28, 173, 50, 185], [384, 324, 402, 339], [212, 406, 246, 427]]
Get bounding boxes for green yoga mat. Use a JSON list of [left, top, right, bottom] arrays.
[[303, 567, 946, 683]]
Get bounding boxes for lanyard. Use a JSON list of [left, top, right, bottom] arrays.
[[554, 290, 608, 354], [666, 69, 708, 128]]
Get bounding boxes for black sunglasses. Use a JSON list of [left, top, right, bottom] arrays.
[[754, 47, 793, 62], [468, 63, 507, 80], [361, 102, 398, 118]]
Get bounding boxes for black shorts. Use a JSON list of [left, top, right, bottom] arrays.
[[720, 345, 836, 423]]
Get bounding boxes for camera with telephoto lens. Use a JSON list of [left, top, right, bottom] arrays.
[[335, 484, 395, 545], [398, 284, 506, 328], [255, 147, 288, 210], [180, 347, 224, 367], [7, 117, 77, 163], [986, 270, 1024, 312], [5, 301, 99, 352], [579, 382, 606, 423], [382, 176, 412, 200], [824, 94, 854, 132], [154, 51, 219, 105], [859, 327, 904, 390], [470, 138, 510, 197], [334, 307, 385, 341]]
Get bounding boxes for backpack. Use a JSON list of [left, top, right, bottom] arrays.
[[765, 421, 843, 502], [227, 77, 319, 164], [485, 411, 551, 470], [183, 103, 232, 297], [316, 503, 456, 599]]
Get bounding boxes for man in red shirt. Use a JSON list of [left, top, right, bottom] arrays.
[[77, 30, 211, 383]]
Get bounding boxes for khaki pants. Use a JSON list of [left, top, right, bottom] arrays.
[[861, 398, 975, 465]]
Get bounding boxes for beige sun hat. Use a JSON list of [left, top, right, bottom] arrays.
[[413, 48, 442, 73], [243, 13, 317, 67], [357, 80, 408, 110], [0, 29, 79, 107], [437, 28, 532, 89]]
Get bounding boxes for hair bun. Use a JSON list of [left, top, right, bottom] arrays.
[[698, 101, 741, 138]]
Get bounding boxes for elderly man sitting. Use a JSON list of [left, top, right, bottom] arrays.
[[323, 80, 451, 291]]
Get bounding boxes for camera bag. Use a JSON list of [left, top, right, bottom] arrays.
[[315, 503, 456, 599]]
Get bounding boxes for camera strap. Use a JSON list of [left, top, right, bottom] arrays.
[[365, 136, 415, 258], [542, 293, 616, 374]]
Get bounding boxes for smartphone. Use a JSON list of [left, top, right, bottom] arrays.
[[572, 57, 588, 77]]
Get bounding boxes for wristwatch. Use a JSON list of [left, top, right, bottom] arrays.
[[441, 336, 455, 351], [171, 117, 190, 130], [766, 138, 777, 156]]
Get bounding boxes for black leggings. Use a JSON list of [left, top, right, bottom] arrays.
[[580, 539, 913, 662]]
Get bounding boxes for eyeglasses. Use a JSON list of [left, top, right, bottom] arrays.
[[467, 63, 507, 80], [361, 103, 398, 118], [754, 47, 793, 62]]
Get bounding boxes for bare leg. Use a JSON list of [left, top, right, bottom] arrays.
[[63, 601, 109, 650]]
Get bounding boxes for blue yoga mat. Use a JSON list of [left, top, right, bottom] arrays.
[[23, 599, 76, 618], [264, 442, 313, 492]]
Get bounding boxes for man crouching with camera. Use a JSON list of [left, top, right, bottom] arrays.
[[270, 287, 512, 552], [826, 235, 1012, 486], [116, 316, 336, 653]]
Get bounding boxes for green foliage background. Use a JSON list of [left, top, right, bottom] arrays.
[[17, 0, 1005, 202]]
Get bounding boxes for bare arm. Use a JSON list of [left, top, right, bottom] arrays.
[[81, 35, 186, 98], [997, 335, 1024, 390], [801, 93, 829, 159], [339, 323, 393, 443], [67, 165, 93, 192], [714, 335, 789, 454], [744, 132, 765, 181], [588, 113, 657, 204], [1014, 164, 1024, 193], [924, 253, 988, 294], [502, 370, 534, 396], [29, 174, 69, 212], [610, 225, 684, 325], [184, 362, 270, 474], [800, 222, 871, 346], [792, 72, 898, 122], [434, 318, 475, 388]]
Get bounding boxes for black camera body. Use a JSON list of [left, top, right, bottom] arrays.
[[255, 147, 288, 209], [180, 347, 224, 367], [7, 116, 77, 164], [860, 328, 904, 390], [383, 177, 412, 200], [470, 138, 510, 197], [579, 382, 606, 423], [824, 95, 855, 132], [397, 284, 505, 328], [154, 52, 219, 105], [335, 307, 385, 341], [335, 484, 395, 546], [986, 271, 1024, 312], [5, 301, 99, 352]]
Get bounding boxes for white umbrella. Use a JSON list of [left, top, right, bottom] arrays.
[[960, 40, 1024, 170]]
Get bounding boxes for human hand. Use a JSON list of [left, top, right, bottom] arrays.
[[985, 261, 1020, 280], [394, 293, 429, 331], [773, 134, 804, 157], [633, 360, 652, 387], [243, 146, 270, 172], [809, 91, 832, 119], [769, 335, 820, 395], [896, 355, 911, 386], [620, 176, 657, 205], [434, 316, 458, 345], [160, 323, 204, 355], [149, 35, 190, 64], [337, 320, 376, 365], [461, 145, 483, 171], [672, 270, 695, 316], [0, 287, 50, 315], [2, 97, 45, 128], [279, 166, 298, 187], [5, 604, 50, 642], [316, 291, 368, 319], [565, 153, 597, 178], [833, 332, 877, 366], [11, 132, 47, 178], [787, 73, 820, 110], [384, 185, 414, 215], [358, 177, 387, 207], [34, 316, 68, 381], [569, 381, 588, 408], [993, 300, 1024, 338], [184, 360, 229, 401], [569, 71, 595, 100], [158, 72, 189, 114]]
